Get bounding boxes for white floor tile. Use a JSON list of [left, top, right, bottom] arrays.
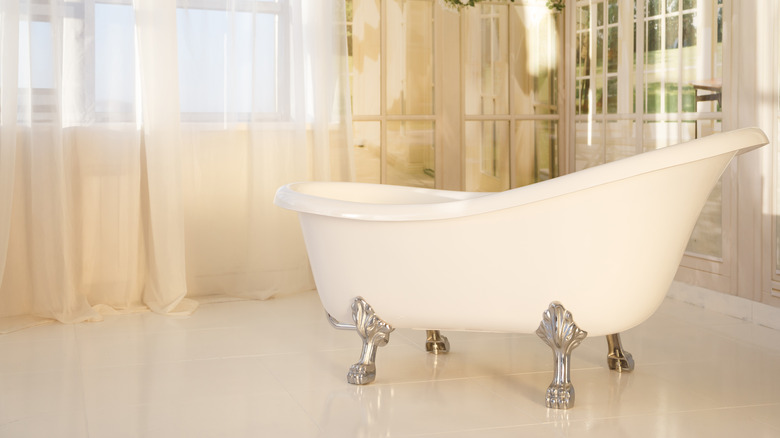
[[0, 411, 88, 438], [291, 379, 538, 437], [85, 392, 320, 438], [418, 407, 780, 438], [81, 356, 288, 408], [2, 290, 780, 437], [0, 368, 86, 425]]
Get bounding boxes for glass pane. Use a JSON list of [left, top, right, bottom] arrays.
[[608, 0, 619, 24], [177, 9, 254, 114], [510, 3, 559, 115], [667, 0, 679, 13], [607, 76, 618, 113], [693, 119, 721, 140], [577, 5, 590, 30], [576, 33, 590, 77], [387, 0, 434, 115], [715, 6, 722, 77], [647, 18, 661, 52], [480, 121, 504, 177], [254, 14, 278, 115], [576, 79, 590, 114], [645, 82, 661, 113], [387, 121, 434, 188], [596, 28, 604, 68], [464, 5, 509, 116], [464, 121, 509, 192], [647, 0, 661, 17], [642, 120, 682, 151], [665, 15, 679, 49], [595, 74, 603, 114], [683, 0, 696, 10], [665, 82, 678, 113], [575, 121, 604, 170], [680, 11, 699, 113], [18, 21, 54, 89], [353, 122, 381, 183], [682, 12, 696, 48], [95, 4, 136, 116], [513, 120, 558, 186], [686, 181, 722, 257], [607, 26, 618, 73], [605, 120, 636, 162], [537, 120, 558, 181], [350, 0, 381, 115], [686, 124, 722, 259]]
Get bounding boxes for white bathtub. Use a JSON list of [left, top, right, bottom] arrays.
[[274, 127, 768, 408]]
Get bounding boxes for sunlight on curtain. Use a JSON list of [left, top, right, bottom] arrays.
[[0, 0, 352, 332]]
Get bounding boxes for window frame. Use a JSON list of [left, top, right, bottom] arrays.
[[18, 0, 292, 124]]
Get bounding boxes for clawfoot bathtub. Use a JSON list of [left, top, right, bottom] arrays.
[[274, 128, 768, 408]]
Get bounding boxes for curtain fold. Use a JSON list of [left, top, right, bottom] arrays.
[[134, 0, 194, 314], [0, 0, 352, 332]]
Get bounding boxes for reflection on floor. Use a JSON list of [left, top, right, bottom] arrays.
[[1, 290, 779, 437]]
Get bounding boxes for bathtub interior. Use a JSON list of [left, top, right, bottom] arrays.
[[291, 181, 488, 205]]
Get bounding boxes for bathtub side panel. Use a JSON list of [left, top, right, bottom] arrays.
[[298, 153, 733, 336]]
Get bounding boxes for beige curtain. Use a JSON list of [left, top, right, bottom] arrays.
[[0, 0, 353, 333]]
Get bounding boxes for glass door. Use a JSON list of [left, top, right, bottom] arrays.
[[349, 0, 436, 188], [463, 2, 562, 192], [346, 0, 563, 190], [571, 0, 725, 263]]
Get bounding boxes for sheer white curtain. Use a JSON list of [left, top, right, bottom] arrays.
[[0, 0, 352, 332]]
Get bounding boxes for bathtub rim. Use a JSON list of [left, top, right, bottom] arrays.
[[274, 127, 768, 222]]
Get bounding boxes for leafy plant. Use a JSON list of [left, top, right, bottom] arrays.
[[439, 0, 564, 12], [546, 0, 565, 12]]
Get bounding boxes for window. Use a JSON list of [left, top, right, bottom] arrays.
[[12, 0, 137, 124], [13, 0, 290, 124], [176, 0, 288, 122]]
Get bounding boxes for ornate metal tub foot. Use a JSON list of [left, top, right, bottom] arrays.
[[336, 297, 394, 385], [606, 333, 635, 372], [536, 302, 588, 409], [425, 330, 450, 354]]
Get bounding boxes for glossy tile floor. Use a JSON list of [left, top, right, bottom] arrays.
[[2, 291, 780, 437]]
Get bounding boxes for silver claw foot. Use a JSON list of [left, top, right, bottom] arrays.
[[425, 330, 450, 354], [346, 297, 394, 385], [536, 302, 588, 409], [606, 333, 635, 372]]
